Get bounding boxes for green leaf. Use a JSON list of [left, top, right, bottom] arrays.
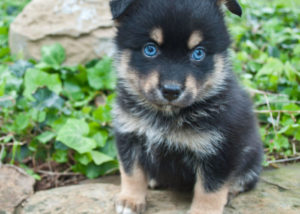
[[93, 105, 112, 123], [0, 26, 8, 35], [75, 153, 91, 165], [29, 109, 47, 123], [0, 80, 5, 97], [256, 58, 284, 78], [9, 60, 33, 77], [23, 68, 62, 99], [282, 104, 300, 111], [32, 87, 65, 110], [4, 70, 23, 93], [14, 113, 30, 132], [54, 141, 69, 151], [101, 139, 117, 158], [87, 57, 116, 90], [63, 80, 85, 101], [284, 62, 299, 82], [0, 47, 10, 58], [57, 119, 97, 154], [28, 140, 38, 152], [0, 147, 6, 161], [36, 131, 56, 144], [84, 161, 118, 178], [52, 150, 68, 163], [90, 151, 113, 165], [85, 163, 102, 179], [10, 141, 20, 164], [293, 44, 300, 56], [274, 134, 290, 150], [92, 130, 108, 148], [295, 131, 300, 141], [41, 44, 66, 69]]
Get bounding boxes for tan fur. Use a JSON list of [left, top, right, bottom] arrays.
[[143, 71, 159, 94], [115, 163, 148, 213], [189, 175, 229, 214], [119, 51, 138, 85], [118, 50, 141, 95], [185, 75, 198, 99], [217, 0, 229, 6], [217, 0, 223, 6], [198, 54, 227, 99], [203, 54, 225, 89], [150, 27, 164, 45], [188, 31, 203, 49]]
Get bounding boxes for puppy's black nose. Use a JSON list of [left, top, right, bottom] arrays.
[[161, 85, 182, 101]]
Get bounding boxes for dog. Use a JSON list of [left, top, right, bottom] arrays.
[[110, 0, 263, 213]]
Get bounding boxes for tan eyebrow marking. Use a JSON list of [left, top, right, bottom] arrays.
[[150, 27, 164, 45], [188, 31, 203, 49]]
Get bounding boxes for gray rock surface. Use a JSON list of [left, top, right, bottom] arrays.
[[18, 164, 300, 214], [0, 165, 35, 214], [9, 0, 115, 65]]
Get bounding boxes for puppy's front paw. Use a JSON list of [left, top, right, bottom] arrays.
[[115, 193, 146, 214]]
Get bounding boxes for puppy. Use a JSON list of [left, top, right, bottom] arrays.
[[110, 0, 263, 213]]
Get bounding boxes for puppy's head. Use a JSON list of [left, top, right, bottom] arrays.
[[111, 0, 242, 111]]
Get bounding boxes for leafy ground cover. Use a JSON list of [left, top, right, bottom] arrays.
[[0, 0, 299, 189], [228, 0, 300, 164]]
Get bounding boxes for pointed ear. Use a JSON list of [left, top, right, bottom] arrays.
[[219, 0, 242, 17], [110, 0, 137, 20]]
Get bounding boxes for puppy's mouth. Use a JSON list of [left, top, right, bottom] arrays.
[[144, 89, 195, 112]]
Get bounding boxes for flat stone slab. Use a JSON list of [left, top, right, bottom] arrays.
[[0, 165, 35, 214], [19, 164, 300, 214]]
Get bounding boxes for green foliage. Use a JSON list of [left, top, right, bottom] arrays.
[[41, 43, 66, 69], [24, 68, 62, 99], [1, 40, 118, 178], [87, 57, 116, 90], [57, 119, 97, 154], [0, 0, 31, 63], [0, 0, 300, 181], [228, 0, 300, 164]]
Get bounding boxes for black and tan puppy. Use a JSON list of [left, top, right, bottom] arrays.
[[110, 0, 263, 213]]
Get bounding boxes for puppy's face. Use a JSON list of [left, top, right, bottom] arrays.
[[112, 0, 241, 111]]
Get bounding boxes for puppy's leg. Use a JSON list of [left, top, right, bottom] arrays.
[[188, 175, 229, 214], [115, 163, 148, 214], [114, 132, 148, 214]]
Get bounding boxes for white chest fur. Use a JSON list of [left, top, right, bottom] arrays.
[[113, 105, 223, 154]]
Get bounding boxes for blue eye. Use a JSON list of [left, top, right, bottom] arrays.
[[143, 43, 158, 57], [191, 47, 206, 61]]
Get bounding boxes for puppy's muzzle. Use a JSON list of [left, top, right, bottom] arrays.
[[161, 84, 182, 101]]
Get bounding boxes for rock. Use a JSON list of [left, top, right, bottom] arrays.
[[19, 164, 300, 214], [9, 0, 115, 66], [0, 165, 35, 214], [18, 182, 190, 214]]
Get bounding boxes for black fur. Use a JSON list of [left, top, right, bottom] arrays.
[[224, 0, 243, 17], [112, 0, 262, 199], [110, 0, 136, 19]]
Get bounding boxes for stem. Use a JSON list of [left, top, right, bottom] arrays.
[[267, 156, 300, 164]]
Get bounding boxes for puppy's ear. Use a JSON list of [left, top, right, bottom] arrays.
[[218, 0, 242, 17], [110, 0, 137, 20]]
